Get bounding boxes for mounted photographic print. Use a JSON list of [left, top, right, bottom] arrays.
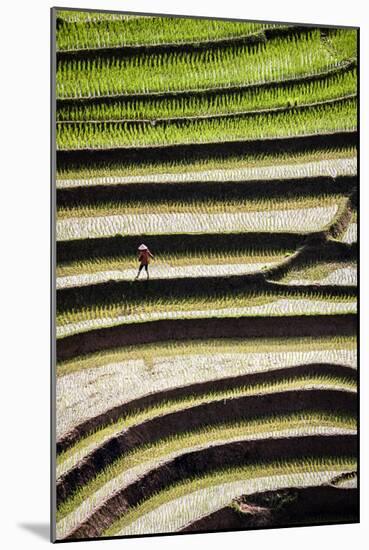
[[51, 7, 359, 542]]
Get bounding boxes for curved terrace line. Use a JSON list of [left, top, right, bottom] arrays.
[[56, 361, 356, 449], [56, 384, 357, 455], [57, 428, 356, 540], [56, 299, 356, 340], [56, 94, 357, 125], [56, 410, 356, 484], [116, 472, 355, 537], [61, 436, 356, 539], [56, 313, 357, 362], [56, 261, 276, 290], [263, 213, 356, 283], [56, 270, 356, 315], [272, 265, 357, 287], [179, 484, 358, 533], [56, 238, 354, 272], [56, 132, 358, 169], [56, 24, 301, 57], [56, 205, 339, 242], [56, 67, 357, 124], [56, 385, 357, 508], [56, 157, 357, 189], [55, 241, 357, 290], [56, 232, 308, 265], [57, 334, 357, 377], [56, 61, 356, 102], [57, 420, 356, 510], [56, 125, 357, 152], [55, 220, 356, 297], [57, 176, 355, 213]]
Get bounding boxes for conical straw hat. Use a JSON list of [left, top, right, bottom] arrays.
[[138, 244, 148, 250]]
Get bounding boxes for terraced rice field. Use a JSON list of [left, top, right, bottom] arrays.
[[53, 9, 358, 542], [279, 262, 357, 286]]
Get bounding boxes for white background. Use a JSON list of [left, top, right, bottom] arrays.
[[0, 0, 367, 548]]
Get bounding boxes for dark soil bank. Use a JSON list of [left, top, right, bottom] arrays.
[[56, 374, 356, 501], [180, 485, 358, 532], [64, 434, 356, 540], [57, 364, 356, 450], [56, 276, 356, 313], [57, 176, 355, 210], [56, 132, 357, 170], [265, 240, 356, 280], [56, 314, 357, 362], [57, 231, 307, 264]]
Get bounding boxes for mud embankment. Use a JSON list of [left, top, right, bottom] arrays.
[[56, 275, 356, 314], [57, 231, 306, 264], [57, 132, 357, 171], [57, 314, 357, 362], [63, 434, 356, 540], [57, 364, 356, 453], [57, 176, 356, 210], [180, 484, 358, 532], [264, 239, 356, 281], [57, 385, 357, 503]]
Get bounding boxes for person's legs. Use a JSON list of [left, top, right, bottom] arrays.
[[145, 264, 149, 279], [135, 263, 144, 279]]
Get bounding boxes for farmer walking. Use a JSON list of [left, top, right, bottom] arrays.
[[135, 243, 154, 280]]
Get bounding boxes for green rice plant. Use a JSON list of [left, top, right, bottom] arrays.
[[56, 15, 282, 51], [56, 201, 342, 241], [56, 341, 356, 446], [104, 457, 356, 536], [56, 30, 356, 99], [56, 373, 356, 476], [56, 248, 290, 279], [57, 282, 355, 322], [56, 11, 144, 23], [56, 98, 357, 150], [57, 335, 356, 377], [56, 412, 356, 529], [56, 154, 356, 189], [56, 361, 356, 472], [324, 28, 357, 61], [56, 288, 356, 339], [56, 193, 346, 220], [54, 13, 358, 539], [56, 146, 356, 183], [278, 261, 357, 285], [56, 258, 283, 290], [56, 69, 357, 122]]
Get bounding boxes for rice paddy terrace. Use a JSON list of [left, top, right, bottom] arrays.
[[54, 11, 358, 541]]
